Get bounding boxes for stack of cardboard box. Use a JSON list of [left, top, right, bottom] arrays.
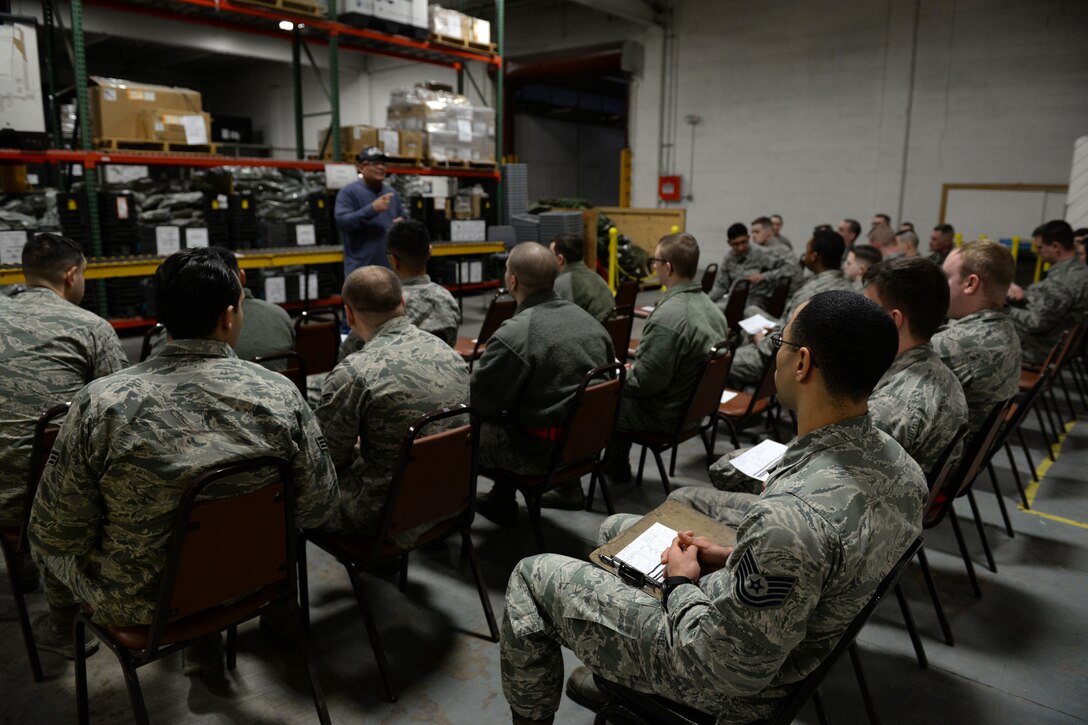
[[428, 5, 491, 46], [89, 77, 210, 146]]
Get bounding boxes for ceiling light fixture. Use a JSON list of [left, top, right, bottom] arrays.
[[278, 20, 294, 31]]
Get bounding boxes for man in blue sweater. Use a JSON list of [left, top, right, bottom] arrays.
[[335, 146, 405, 277]]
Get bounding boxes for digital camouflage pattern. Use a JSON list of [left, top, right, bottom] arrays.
[[868, 342, 968, 476], [1008, 257, 1088, 363], [471, 290, 614, 474], [728, 271, 856, 389], [708, 243, 785, 312], [932, 308, 1021, 437], [338, 274, 462, 360], [553, 260, 615, 322], [619, 282, 729, 433], [28, 339, 338, 626], [0, 286, 127, 527], [501, 415, 926, 724], [317, 315, 468, 535]]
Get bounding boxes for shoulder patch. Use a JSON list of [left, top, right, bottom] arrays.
[[734, 548, 796, 609], [47, 449, 61, 466], [316, 435, 329, 452]]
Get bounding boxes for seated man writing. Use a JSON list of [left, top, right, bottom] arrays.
[[500, 290, 927, 724]]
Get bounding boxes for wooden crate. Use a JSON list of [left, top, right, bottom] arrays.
[[587, 207, 686, 282], [94, 138, 219, 155]]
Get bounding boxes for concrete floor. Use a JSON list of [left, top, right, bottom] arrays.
[[3, 289, 1087, 724]]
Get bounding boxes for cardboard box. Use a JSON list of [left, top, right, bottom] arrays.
[[398, 130, 424, 159], [470, 17, 491, 45], [0, 165, 30, 193], [90, 76, 201, 140], [378, 128, 400, 156], [139, 109, 212, 145], [429, 5, 463, 39], [318, 125, 379, 160]]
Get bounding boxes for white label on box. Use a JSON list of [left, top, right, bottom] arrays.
[[0, 231, 25, 265], [115, 196, 129, 220], [128, 90, 144, 101], [324, 163, 358, 190], [155, 226, 181, 256], [144, 90, 156, 102], [457, 119, 472, 143], [103, 165, 148, 184], [154, 121, 165, 132], [353, 127, 362, 140], [295, 224, 316, 246], [71, 164, 82, 177], [468, 260, 482, 283], [450, 219, 486, 241], [265, 276, 286, 304], [421, 177, 450, 198], [380, 129, 399, 156], [103, 88, 117, 101], [216, 194, 229, 210], [186, 227, 209, 248], [27, 174, 39, 185], [180, 115, 207, 145], [308, 272, 319, 299]]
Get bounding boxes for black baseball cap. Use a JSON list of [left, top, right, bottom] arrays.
[[356, 146, 388, 164]]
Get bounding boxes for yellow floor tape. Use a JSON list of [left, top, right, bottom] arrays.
[[1017, 417, 1088, 529]]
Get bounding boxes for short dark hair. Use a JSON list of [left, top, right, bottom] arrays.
[[387, 219, 431, 270], [207, 245, 241, 274], [875, 213, 891, 225], [843, 219, 862, 238], [155, 247, 242, 339], [790, 290, 897, 402], [550, 233, 585, 263], [771, 214, 784, 223], [810, 230, 845, 269], [751, 216, 773, 229], [343, 265, 402, 313], [1034, 219, 1075, 250], [508, 241, 558, 295], [862, 256, 949, 340], [657, 232, 699, 279], [934, 224, 954, 236], [851, 245, 883, 268], [1073, 227, 1088, 241], [813, 224, 833, 233], [727, 223, 748, 240], [22, 233, 85, 284]]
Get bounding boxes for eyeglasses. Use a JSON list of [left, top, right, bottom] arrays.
[[648, 257, 670, 268], [769, 333, 818, 367]]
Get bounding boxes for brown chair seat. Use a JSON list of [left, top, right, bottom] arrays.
[[720, 392, 770, 418], [1, 527, 17, 545], [107, 586, 279, 650], [307, 518, 459, 562], [454, 337, 485, 360], [1019, 369, 1040, 392]]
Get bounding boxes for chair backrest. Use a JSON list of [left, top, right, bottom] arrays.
[[147, 457, 295, 657], [549, 364, 626, 472], [678, 344, 733, 434], [487, 224, 518, 250], [140, 323, 166, 362], [699, 263, 719, 294], [294, 306, 341, 375], [603, 309, 635, 364], [475, 289, 517, 350], [614, 279, 639, 314], [252, 351, 309, 397], [1049, 321, 1081, 374], [377, 406, 478, 544], [722, 279, 750, 331], [765, 277, 792, 319], [925, 402, 1008, 528], [922, 424, 970, 521], [17, 403, 70, 550], [995, 329, 1071, 451]]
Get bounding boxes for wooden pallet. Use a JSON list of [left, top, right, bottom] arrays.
[[429, 33, 497, 55], [427, 159, 498, 170], [94, 138, 220, 155], [233, 0, 324, 19], [385, 155, 424, 167]]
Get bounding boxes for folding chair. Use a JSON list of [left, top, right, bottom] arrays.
[[613, 279, 639, 315], [722, 279, 751, 333], [716, 352, 779, 451], [764, 277, 792, 320], [620, 344, 733, 495], [294, 306, 341, 376], [0, 403, 69, 682], [1020, 327, 1077, 453], [592, 539, 924, 725], [480, 364, 625, 547], [1007, 330, 1071, 483], [252, 351, 309, 397], [298, 406, 498, 703], [74, 457, 329, 725], [454, 288, 516, 369], [139, 323, 165, 362], [699, 263, 719, 294], [603, 309, 635, 365]]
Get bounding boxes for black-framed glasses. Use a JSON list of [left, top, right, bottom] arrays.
[[648, 257, 670, 268], [769, 333, 818, 366]]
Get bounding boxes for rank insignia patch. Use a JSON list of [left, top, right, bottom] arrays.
[[735, 549, 796, 608]]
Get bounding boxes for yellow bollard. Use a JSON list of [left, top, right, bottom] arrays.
[[1010, 235, 1020, 264], [608, 227, 619, 293], [954, 232, 963, 247], [670, 225, 679, 233]]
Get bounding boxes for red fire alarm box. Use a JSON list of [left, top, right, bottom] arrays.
[[658, 175, 682, 202]]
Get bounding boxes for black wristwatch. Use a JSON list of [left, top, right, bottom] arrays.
[[663, 575, 693, 605]]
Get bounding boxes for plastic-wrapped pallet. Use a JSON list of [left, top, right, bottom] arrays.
[[387, 84, 494, 165], [511, 213, 540, 244]]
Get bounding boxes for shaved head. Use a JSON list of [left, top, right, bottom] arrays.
[[343, 265, 403, 315], [508, 242, 559, 296]]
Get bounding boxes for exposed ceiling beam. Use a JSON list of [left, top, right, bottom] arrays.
[[565, 0, 661, 27]]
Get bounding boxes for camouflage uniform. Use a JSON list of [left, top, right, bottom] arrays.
[[619, 282, 729, 433], [338, 274, 461, 360], [868, 342, 968, 476], [554, 260, 615, 322], [471, 290, 614, 475], [28, 339, 338, 626], [926, 250, 948, 267], [501, 414, 926, 724], [150, 288, 295, 369], [707, 244, 785, 312], [932, 308, 1021, 437], [760, 239, 805, 297], [0, 287, 127, 527], [317, 315, 468, 535], [771, 234, 793, 251], [1009, 257, 1088, 363], [728, 271, 856, 389]]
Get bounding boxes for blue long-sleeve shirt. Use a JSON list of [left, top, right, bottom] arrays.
[[334, 180, 405, 275]]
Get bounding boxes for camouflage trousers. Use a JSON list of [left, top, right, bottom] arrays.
[[32, 552, 93, 612], [480, 421, 552, 476], [708, 449, 766, 496], [0, 490, 25, 529], [667, 486, 759, 527]]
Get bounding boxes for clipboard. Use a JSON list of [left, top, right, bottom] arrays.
[[589, 500, 738, 600]]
